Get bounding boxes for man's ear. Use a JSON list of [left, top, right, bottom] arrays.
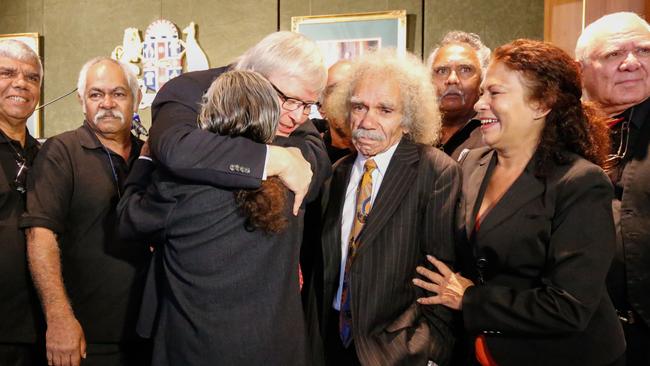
[[134, 89, 142, 112], [77, 94, 87, 115]]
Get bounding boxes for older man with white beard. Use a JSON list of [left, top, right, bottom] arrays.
[[21, 57, 151, 366]]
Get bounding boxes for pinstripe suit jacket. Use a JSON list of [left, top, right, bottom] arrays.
[[320, 139, 460, 365]]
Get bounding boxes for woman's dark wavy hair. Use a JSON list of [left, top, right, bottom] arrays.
[[199, 70, 288, 233], [493, 39, 610, 175]]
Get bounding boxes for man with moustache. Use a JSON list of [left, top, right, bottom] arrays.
[[576, 12, 650, 365], [427, 31, 489, 160], [21, 57, 151, 366], [319, 49, 459, 365], [0, 39, 45, 366]]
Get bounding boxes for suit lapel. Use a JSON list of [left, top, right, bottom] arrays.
[[464, 151, 494, 241], [355, 140, 419, 252], [322, 155, 354, 279], [477, 157, 545, 235]]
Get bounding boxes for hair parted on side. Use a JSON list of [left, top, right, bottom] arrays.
[[198, 70, 288, 233], [493, 39, 610, 172], [327, 48, 441, 146], [77, 57, 140, 105], [427, 30, 491, 72], [234, 31, 327, 94], [0, 39, 43, 81]]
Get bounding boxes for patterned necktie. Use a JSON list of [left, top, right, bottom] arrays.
[[340, 159, 377, 348]]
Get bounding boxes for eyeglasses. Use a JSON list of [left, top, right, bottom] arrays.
[[270, 82, 319, 115]]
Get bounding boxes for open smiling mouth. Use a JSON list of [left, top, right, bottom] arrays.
[[481, 118, 499, 125]]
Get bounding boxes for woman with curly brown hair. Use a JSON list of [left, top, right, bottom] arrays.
[[413, 39, 625, 366], [117, 70, 322, 365]]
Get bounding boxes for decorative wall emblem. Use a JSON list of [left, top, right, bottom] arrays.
[[111, 19, 210, 109]]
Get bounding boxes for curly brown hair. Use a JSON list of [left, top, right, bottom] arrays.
[[199, 70, 288, 233], [492, 39, 610, 174]]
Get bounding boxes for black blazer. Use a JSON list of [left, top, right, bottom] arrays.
[[319, 139, 460, 365], [149, 65, 331, 205], [457, 147, 625, 366], [149, 66, 266, 188]]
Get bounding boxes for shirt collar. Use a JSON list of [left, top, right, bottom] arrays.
[[0, 126, 40, 151], [352, 139, 400, 178], [77, 120, 143, 161], [626, 96, 650, 129], [78, 120, 104, 150]]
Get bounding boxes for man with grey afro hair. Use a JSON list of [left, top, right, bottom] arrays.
[[0, 38, 46, 365], [318, 48, 459, 366], [427, 31, 489, 160]]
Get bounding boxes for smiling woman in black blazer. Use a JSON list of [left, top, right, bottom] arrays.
[[413, 39, 626, 366]]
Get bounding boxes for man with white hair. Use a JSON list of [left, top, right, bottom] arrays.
[[427, 31, 489, 160], [318, 50, 458, 365], [21, 57, 151, 366], [577, 11, 650, 365], [148, 31, 330, 215], [0, 39, 45, 366]]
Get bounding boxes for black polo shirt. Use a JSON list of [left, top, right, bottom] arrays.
[[0, 128, 42, 343], [20, 121, 150, 343], [607, 97, 650, 312], [439, 118, 484, 161]]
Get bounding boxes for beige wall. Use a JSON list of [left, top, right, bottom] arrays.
[[0, 0, 543, 137]]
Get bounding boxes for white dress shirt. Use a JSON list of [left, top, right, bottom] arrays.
[[333, 142, 399, 310]]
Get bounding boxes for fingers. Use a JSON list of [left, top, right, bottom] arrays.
[[416, 295, 442, 305], [427, 255, 453, 277], [47, 350, 54, 366], [292, 190, 306, 216], [80, 336, 87, 359], [415, 265, 444, 284], [68, 353, 77, 366], [412, 278, 440, 293]]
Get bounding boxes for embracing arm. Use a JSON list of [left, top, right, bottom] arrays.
[[149, 70, 313, 213], [272, 119, 332, 204]]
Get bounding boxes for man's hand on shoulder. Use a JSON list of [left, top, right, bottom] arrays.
[[266, 145, 312, 215]]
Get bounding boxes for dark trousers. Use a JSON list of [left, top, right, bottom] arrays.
[[0, 343, 46, 366], [622, 318, 650, 366], [324, 309, 361, 366], [80, 341, 151, 366]]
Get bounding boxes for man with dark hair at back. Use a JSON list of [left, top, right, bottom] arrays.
[[317, 60, 354, 163], [427, 31, 489, 160]]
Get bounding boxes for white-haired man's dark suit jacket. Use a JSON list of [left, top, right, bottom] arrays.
[[319, 138, 459, 365]]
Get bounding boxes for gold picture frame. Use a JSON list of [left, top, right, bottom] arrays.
[[0, 32, 42, 138], [292, 10, 407, 67]]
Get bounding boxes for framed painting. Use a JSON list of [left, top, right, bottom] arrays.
[[292, 10, 407, 68], [0, 33, 42, 137]]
